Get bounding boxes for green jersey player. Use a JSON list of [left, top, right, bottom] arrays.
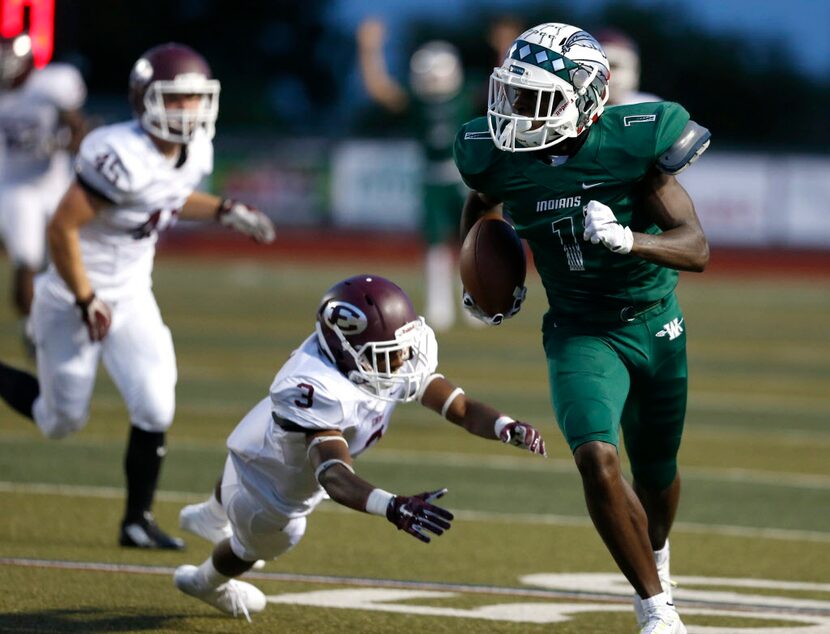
[[357, 19, 473, 331], [453, 22, 711, 634]]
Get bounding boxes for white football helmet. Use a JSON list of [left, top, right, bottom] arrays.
[[488, 23, 610, 152], [409, 41, 463, 102]]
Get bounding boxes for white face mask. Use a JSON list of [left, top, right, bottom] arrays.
[[141, 77, 220, 143]]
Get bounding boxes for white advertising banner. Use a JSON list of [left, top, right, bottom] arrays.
[[680, 152, 830, 247], [331, 140, 423, 229]]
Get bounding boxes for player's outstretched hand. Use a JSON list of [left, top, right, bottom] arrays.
[[495, 418, 547, 456], [582, 200, 633, 254], [218, 199, 276, 244], [386, 488, 453, 543], [76, 293, 112, 342]]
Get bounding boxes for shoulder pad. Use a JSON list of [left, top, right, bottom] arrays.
[[657, 120, 711, 174], [29, 64, 87, 111], [75, 124, 153, 203], [454, 117, 499, 177], [270, 376, 346, 432]]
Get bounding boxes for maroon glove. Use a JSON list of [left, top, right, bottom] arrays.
[[386, 488, 454, 543], [495, 417, 547, 456], [76, 293, 112, 341]]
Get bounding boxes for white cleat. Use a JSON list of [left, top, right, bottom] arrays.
[[174, 564, 266, 621], [179, 502, 266, 570], [640, 606, 686, 634], [179, 502, 233, 543]]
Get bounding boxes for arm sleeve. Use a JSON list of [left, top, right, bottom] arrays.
[[271, 375, 346, 432]]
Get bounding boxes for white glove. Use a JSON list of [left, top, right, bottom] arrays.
[[461, 285, 527, 326], [582, 200, 633, 254], [76, 293, 112, 342], [217, 199, 276, 244]]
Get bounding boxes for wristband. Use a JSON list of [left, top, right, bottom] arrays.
[[365, 488, 395, 516], [441, 387, 464, 418], [494, 415, 515, 438], [216, 198, 232, 219]]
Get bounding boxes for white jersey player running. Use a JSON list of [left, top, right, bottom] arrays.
[[0, 42, 275, 550], [174, 274, 547, 620], [0, 33, 88, 352]]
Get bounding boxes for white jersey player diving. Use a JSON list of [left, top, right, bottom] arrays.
[[174, 274, 547, 620], [0, 42, 276, 551]]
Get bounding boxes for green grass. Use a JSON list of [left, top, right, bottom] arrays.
[[1, 256, 829, 632]]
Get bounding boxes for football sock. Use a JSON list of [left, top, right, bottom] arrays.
[[0, 360, 38, 420], [198, 556, 229, 588], [654, 540, 670, 568], [425, 244, 455, 331], [123, 426, 166, 524], [641, 592, 670, 611]]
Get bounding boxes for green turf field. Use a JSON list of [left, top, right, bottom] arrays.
[[1, 256, 829, 633]]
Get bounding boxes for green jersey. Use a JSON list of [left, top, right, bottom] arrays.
[[454, 101, 690, 318]]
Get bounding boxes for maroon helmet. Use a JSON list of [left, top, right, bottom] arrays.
[[128, 42, 220, 143], [316, 274, 434, 401], [0, 33, 35, 90]]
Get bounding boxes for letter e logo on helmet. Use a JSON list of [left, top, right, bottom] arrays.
[[323, 302, 368, 335]]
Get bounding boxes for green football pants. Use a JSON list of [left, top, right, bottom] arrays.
[[542, 294, 687, 490]]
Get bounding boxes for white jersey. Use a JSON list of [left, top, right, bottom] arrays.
[[227, 327, 439, 517], [40, 120, 213, 302], [0, 63, 86, 183]]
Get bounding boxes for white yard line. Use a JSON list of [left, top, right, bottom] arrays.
[[1, 480, 828, 543]]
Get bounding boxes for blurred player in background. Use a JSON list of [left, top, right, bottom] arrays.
[[0, 42, 275, 550], [173, 274, 546, 619], [357, 18, 473, 332], [454, 22, 711, 634], [0, 32, 88, 356], [597, 28, 660, 105]]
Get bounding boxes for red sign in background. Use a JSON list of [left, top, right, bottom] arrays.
[[0, 0, 54, 67]]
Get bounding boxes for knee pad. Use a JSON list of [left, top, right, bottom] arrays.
[[129, 383, 175, 432], [35, 399, 88, 439]]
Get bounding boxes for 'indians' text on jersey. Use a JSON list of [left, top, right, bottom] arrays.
[[454, 102, 690, 317]]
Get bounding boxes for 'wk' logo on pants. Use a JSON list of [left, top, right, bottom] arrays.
[[656, 318, 684, 340]]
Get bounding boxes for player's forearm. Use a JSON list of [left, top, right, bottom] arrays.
[[317, 465, 379, 513], [630, 227, 709, 272], [47, 222, 93, 300], [421, 377, 501, 440], [180, 191, 223, 221], [461, 191, 502, 239]]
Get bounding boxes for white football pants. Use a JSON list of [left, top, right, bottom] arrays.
[[221, 455, 307, 562], [0, 163, 72, 269], [30, 279, 177, 439]]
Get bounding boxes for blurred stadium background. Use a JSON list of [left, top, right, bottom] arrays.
[[1, 1, 829, 632]]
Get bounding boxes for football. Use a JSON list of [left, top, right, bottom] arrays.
[[459, 217, 526, 319]]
